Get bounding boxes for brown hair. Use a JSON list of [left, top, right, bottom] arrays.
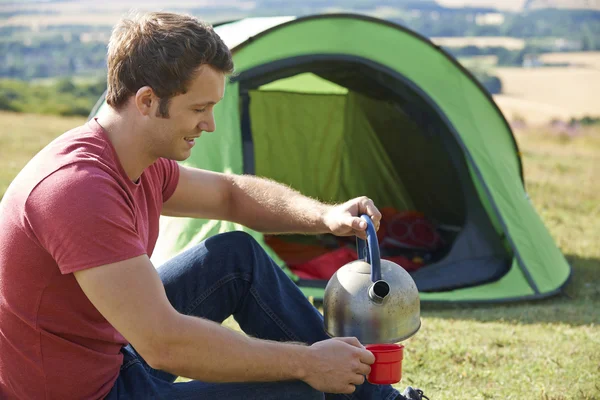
[[105, 12, 234, 117]]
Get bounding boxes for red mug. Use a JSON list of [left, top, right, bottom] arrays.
[[365, 344, 404, 384]]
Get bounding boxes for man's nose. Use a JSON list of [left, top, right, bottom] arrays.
[[199, 116, 216, 133]]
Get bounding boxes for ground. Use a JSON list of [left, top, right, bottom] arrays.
[[1, 111, 598, 399]]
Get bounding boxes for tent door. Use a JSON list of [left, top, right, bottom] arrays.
[[236, 55, 512, 293]]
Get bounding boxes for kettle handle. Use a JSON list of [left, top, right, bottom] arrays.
[[356, 214, 382, 282]]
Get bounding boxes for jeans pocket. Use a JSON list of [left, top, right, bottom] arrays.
[[120, 345, 142, 371]]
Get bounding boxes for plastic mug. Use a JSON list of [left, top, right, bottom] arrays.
[[365, 344, 404, 384]]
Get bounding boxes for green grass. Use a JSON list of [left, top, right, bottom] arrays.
[[0, 112, 86, 199], [1, 111, 599, 399]]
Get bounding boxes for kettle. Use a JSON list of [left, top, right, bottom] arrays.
[[323, 214, 421, 344]]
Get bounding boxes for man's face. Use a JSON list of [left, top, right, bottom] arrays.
[[148, 65, 225, 161]]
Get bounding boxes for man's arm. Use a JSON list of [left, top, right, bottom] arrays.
[[162, 165, 381, 236], [73, 256, 374, 394], [161, 166, 232, 221]]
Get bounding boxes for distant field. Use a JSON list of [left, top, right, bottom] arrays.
[[0, 11, 249, 28], [527, 0, 600, 10], [0, 0, 253, 12], [0, 0, 254, 27], [492, 64, 600, 124], [438, 0, 600, 10], [436, 0, 527, 11], [539, 52, 600, 69], [454, 51, 600, 124], [432, 36, 525, 50], [457, 55, 499, 70]]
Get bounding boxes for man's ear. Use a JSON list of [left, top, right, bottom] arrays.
[[134, 86, 157, 116]]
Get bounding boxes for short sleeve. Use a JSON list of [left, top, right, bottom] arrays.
[[25, 164, 147, 274], [154, 158, 180, 203]]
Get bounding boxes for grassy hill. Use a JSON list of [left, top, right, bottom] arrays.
[[1, 111, 599, 399]]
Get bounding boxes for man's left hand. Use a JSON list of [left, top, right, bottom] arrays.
[[323, 196, 382, 239]]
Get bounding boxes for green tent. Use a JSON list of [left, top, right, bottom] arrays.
[[90, 13, 571, 303]]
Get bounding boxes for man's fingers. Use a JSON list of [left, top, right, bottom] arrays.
[[350, 374, 366, 386], [332, 337, 375, 366], [341, 217, 367, 238], [334, 336, 364, 348], [360, 349, 376, 365], [343, 384, 357, 394], [359, 197, 382, 231], [355, 362, 372, 376], [346, 217, 367, 231]]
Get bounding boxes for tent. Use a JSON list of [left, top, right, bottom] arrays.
[[90, 13, 571, 303]]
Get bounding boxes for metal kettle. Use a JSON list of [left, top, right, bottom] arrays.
[[323, 214, 421, 344]]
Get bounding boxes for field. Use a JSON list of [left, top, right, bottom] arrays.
[[491, 52, 600, 125], [1, 111, 599, 399], [493, 67, 600, 124], [539, 52, 600, 69], [0, 0, 253, 27], [437, 0, 600, 10], [432, 37, 526, 50], [437, 0, 527, 11]]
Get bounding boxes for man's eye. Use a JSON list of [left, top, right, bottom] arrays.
[[194, 109, 206, 113]]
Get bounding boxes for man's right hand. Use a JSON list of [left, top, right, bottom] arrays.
[[302, 337, 375, 394]]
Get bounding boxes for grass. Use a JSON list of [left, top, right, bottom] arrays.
[[0, 112, 86, 199], [1, 111, 599, 399]]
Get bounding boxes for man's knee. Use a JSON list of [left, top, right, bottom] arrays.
[[203, 231, 266, 267], [208, 230, 258, 251]]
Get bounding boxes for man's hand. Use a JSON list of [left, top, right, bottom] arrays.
[[323, 196, 382, 239], [302, 337, 375, 394]]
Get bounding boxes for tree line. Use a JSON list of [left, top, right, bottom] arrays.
[[0, 78, 106, 117], [1, 7, 598, 81]]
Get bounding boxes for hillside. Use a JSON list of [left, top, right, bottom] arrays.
[[526, 0, 600, 10], [438, 0, 600, 10], [437, 0, 526, 11]]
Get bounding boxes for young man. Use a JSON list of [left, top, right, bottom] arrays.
[[0, 12, 427, 400]]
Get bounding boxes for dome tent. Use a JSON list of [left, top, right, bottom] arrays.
[[90, 13, 571, 303]]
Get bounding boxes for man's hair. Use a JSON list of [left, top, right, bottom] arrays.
[[105, 12, 234, 117]]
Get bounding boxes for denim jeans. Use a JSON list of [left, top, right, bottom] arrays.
[[106, 231, 401, 400]]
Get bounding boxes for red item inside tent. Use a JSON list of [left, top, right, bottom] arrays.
[[265, 208, 443, 281], [378, 208, 444, 251], [290, 247, 424, 280]]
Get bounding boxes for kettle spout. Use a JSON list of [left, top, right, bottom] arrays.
[[368, 280, 390, 304]]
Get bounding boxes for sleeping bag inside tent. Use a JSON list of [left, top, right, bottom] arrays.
[[89, 14, 571, 303]]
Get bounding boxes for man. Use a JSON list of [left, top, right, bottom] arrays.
[[0, 12, 427, 400]]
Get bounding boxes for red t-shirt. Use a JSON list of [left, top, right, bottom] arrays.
[[0, 119, 180, 400]]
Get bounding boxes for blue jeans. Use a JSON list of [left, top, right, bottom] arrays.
[[106, 231, 401, 400]]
